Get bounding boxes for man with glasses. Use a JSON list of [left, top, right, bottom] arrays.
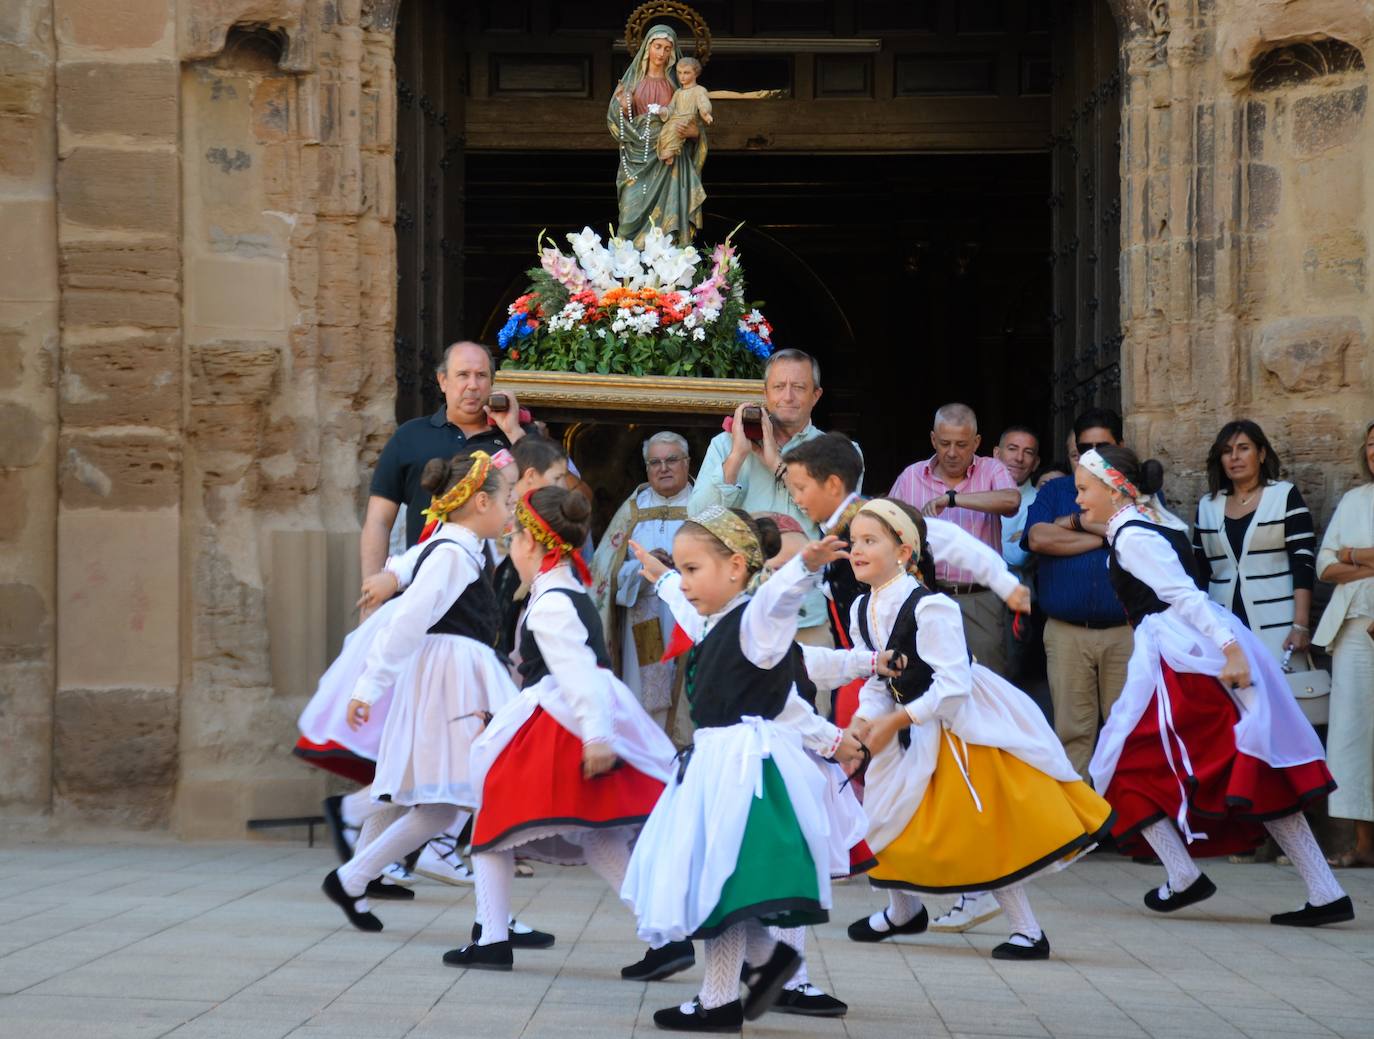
[[1022, 407, 1134, 777], [591, 432, 694, 733]]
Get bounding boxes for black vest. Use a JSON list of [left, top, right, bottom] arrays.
[[790, 642, 819, 709], [684, 602, 795, 728], [412, 538, 500, 645], [1108, 519, 1206, 628], [517, 587, 612, 686], [492, 555, 525, 655], [854, 585, 959, 705]]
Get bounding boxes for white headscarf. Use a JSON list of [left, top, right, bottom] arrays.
[[1078, 449, 1188, 531]]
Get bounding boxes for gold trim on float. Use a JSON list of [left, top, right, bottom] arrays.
[[493, 369, 762, 415]]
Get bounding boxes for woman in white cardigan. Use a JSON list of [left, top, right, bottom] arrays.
[[1316, 420, 1374, 869], [1192, 420, 1316, 665]]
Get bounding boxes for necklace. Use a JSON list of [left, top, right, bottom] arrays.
[[1233, 486, 1259, 507], [872, 570, 905, 595]]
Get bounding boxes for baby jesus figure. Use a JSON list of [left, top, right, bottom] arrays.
[[657, 56, 712, 166]]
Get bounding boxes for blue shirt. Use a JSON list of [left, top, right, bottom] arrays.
[[1021, 476, 1128, 626], [370, 409, 511, 547]]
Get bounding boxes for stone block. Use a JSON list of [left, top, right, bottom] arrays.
[[60, 237, 181, 329], [1295, 153, 1364, 229], [56, 0, 170, 50], [1246, 163, 1281, 230], [53, 687, 177, 827], [57, 62, 178, 138], [59, 432, 180, 508], [316, 220, 360, 326], [1291, 86, 1366, 157], [0, 661, 53, 807], [0, 41, 49, 116], [1302, 229, 1367, 299], [60, 331, 180, 427], [0, 582, 51, 661], [0, 111, 49, 185], [63, 286, 182, 330], [317, 325, 361, 394], [188, 339, 280, 405], [0, 401, 45, 467], [0, 197, 58, 301], [1257, 315, 1363, 395], [0, 470, 27, 541], [190, 401, 264, 456], [251, 75, 291, 141], [56, 508, 180, 686], [187, 255, 287, 330], [57, 148, 178, 232]]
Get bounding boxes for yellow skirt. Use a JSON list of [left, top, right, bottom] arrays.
[[868, 730, 1114, 894]]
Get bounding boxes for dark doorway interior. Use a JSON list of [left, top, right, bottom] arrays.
[[464, 150, 1052, 491]]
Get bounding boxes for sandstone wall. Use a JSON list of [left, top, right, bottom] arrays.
[[1115, 0, 1373, 527]]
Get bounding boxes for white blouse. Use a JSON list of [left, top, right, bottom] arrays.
[[517, 567, 615, 745], [848, 574, 974, 728], [354, 526, 486, 705], [1108, 510, 1235, 652]]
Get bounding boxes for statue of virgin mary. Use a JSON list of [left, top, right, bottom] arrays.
[[607, 24, 707, 247]]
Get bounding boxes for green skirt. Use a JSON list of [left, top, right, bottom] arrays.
[[693, 758, 827, 939]]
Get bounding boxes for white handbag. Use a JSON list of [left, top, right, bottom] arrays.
[[1281, 649, 1332, 727]]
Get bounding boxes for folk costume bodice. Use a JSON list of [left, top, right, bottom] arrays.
[[1108, 519, 1205, 629], [518, 587, 611, 686], [412, 538, 499, 643]]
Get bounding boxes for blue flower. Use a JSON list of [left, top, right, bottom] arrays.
[[736, 328, 773, 359], [498, 312, 526, 349]]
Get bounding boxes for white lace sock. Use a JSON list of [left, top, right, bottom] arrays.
[[1141, 818, 1202, 895], [867, 888, 924, 932], [340, 786, 381, 828], [581, 829, 632, 892], [338, 803, 460, 896], [697, 924, 746, 1010], [770, 926, 809, 988], [743, 919, 775, 969], [992, 884, 1042, 945], [355, 802, 405, 854], [1265, 812, 1347, 907], [472, 849, 515, 944]]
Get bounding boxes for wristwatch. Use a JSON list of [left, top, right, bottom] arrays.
[[946, 489, 957, 509]]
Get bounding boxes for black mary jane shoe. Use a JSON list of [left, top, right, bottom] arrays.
[[442, 940, 513, 971], [773, 984, 848, 1017], [846, 905, 930, 943], [742, 942, 800, 1021], [623, 940, 696, 981], [1271, 896, 1355, 928], [366, 879, 415, 901], [321, 795, 355, 865], [321, 870, 383, 932], [471, 919, 555, 949], [991, 932, 1050, 961], [652, 998, 743, 1033], [1143, 873, 1216, 913]]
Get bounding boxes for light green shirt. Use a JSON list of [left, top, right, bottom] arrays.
[[688, 423, 836, 630]]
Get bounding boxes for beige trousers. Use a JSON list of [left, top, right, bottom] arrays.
[[1043, 617, 1134, 779], [1328, 616, 1374, 823]]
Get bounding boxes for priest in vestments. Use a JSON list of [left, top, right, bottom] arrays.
[[591, 432, 692, 734]]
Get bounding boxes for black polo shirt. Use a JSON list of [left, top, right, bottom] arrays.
[[369, 408, 511, 547]]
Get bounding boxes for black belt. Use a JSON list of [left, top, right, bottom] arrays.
[[937, 582, 989, 596], [1054, 617, 1127, 631]]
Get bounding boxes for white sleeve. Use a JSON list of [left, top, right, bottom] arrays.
[[384, 540, 429, 590], [526, 593, 613, 744], [615, 555, 647, 608], [356, 545, 478, 704], [740, 554, 820, 669], [652, 570, 704, 641], [925, 516, 1019, 600], [904, 596, 973, 726], [801, 643, 874, 688], [1116, 526, 1236, 651], [774, 689, 844, 756]]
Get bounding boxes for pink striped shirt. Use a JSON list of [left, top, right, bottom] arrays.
[[888, 455, 1017, 586]]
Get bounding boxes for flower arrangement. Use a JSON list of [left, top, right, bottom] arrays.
[[497, 225, 774, 379]]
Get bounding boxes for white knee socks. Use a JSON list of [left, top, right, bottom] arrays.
[[991, 884, 1042, 944], [1265, 812, 1347, 907], [868, 888, 924, 932], [580, 830, 632, 893], [472, 849, 515, 944], [1141, 818, 1202, 895], [355, 803, 405, 854], [770, 926, 809, 988], [699, 923, 747, 1010], [340, 786, 382, 828], [338, 803, 460, 896]]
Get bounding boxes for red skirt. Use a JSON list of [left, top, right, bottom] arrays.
[[1107, 664, 1335, 858], [471, 707, 665, 853], [846, 839, 878, 877], [292, 737, 375, 785]]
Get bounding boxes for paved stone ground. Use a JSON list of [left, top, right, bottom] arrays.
[[1, 840, 1372, 1038]]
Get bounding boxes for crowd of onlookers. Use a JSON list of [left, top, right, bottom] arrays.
[[363, 341, 1374, 873]]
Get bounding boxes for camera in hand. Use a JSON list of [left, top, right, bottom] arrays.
[[742, 404, 765, 441], [488, 392, 510, 412]]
